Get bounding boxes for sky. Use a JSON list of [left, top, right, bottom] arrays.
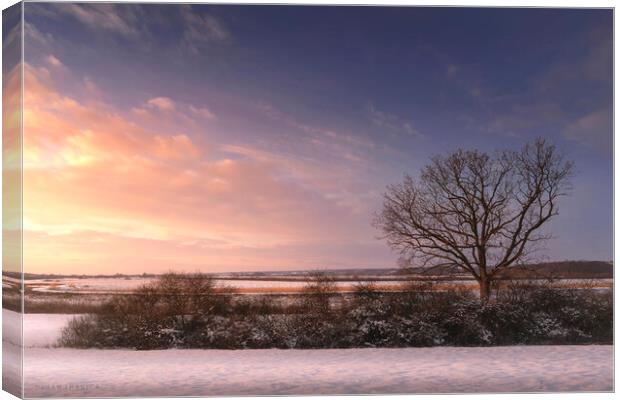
[[11, 4, 613, 274]]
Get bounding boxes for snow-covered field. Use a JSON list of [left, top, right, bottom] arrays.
[[10, 276, 613, 294], [2, 310, 614, 397], [24, 277, 407, 293], [18, 345, 616, 397], [22, 277, 442, 294]]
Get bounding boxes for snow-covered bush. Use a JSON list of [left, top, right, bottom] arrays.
[[59, 280, 612, 349]]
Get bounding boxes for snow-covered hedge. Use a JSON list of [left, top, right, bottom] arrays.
[[59, 281, 612, 349]]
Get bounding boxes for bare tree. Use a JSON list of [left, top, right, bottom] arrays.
[[373, 139, 573, 300]]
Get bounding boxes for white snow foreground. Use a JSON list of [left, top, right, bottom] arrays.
[[2, 311, 613, 397], [20, 345, 612, 397]]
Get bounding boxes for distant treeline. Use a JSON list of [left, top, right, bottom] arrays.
[[494, 261, 613, 279]]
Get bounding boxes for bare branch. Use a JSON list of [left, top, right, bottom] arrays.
[[373, 138, 573, 300]]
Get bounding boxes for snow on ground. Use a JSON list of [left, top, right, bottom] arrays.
[[3, 309, 76, 347], [21, 276, 613, 294], [24, 314, 77, 348], [1, 310, 614, 396], [2, 308, 21, 346], [26, 277, 154, 293], [24, 277, 418, 294], [22, 346, 613, 397]]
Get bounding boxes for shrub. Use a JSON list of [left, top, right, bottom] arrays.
[[300, 271, 339, 315], [59, 277, 613, 349], [60, 272, 232, 349]]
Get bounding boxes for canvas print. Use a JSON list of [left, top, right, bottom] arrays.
[[2, 2, 614, 397]]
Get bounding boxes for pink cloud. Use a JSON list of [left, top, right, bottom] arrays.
[[189, 105, 216, 119], [45, 54, 63, 68], [147, 96, 176, 111], [22, 63, 387, 274]]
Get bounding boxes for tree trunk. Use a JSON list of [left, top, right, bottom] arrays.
[[479, 277, 491, 301]]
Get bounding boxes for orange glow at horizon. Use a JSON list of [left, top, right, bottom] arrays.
[[21, 61, 392, 275]]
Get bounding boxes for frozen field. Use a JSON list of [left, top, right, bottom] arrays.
[[6, 275, 613, 294], [1, 310, 614, 396], [19, 276, 456, 294]]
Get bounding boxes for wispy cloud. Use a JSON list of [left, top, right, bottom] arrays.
[[131, 97, 216, 125], [458, 25, 611, 143], [257, 101, 375, 147], [147, 96, 176, 111], [3, 18, 22, 56], [481, 102, 565, 138], [366, 103, 421, 138], [189, 105, 216, 120], [536, 26, 612, 94], [564, 107, 612, 155], [24, 22, 55, 46], [45, 54, 63, 68], [56, 3, 143, 37], [28, 3, 230, 56], [180, 5, 230, 54], [21, 63, 383, 273]]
